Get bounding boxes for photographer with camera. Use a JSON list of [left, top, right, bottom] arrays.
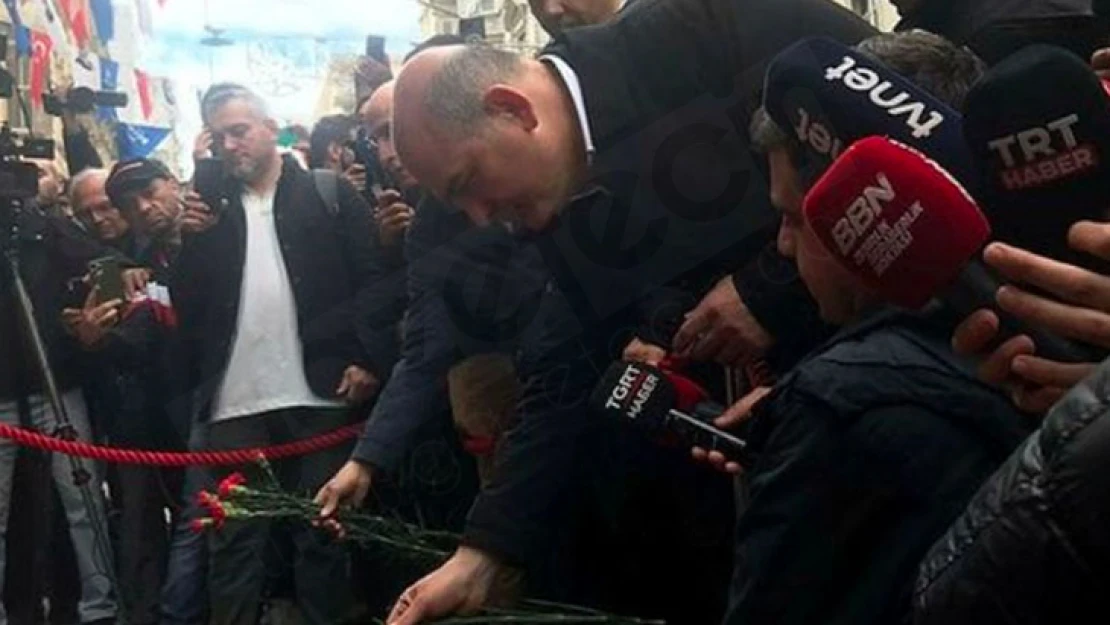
[[0, 166, 120, 625]]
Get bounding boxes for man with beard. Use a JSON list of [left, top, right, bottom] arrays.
[[170, 83, 387, 624]]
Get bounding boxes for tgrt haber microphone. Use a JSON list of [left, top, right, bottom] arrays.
[[763, 36, 978, 191], [803, 136, 1099, 363], [588, 361, 748, 464], [963, 45, 1110, 274]]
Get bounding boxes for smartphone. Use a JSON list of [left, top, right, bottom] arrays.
[[365, 35, 387, 65], [192, 157, 225, 216], [88, 256, 124, 304]]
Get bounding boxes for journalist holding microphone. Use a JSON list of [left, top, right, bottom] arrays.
[[911, 45, 1110, 625]]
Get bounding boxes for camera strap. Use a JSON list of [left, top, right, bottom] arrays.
[[312, 169, 340, 218]]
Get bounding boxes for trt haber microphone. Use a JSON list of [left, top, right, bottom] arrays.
[[588, 361, 748, 465], [964, 45, 1110, 275], [762, 36, 978, 191], [803, 136, 1099, 363]]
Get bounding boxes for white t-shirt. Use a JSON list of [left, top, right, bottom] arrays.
[[212, 188, 341, 421]]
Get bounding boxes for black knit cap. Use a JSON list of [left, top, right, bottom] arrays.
[[105, 158, 174, 209]]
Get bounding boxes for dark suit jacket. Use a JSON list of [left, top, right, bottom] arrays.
[[170, 155, 394, 423], [462, 0, 876, 567], [350, 195, 545, 473]]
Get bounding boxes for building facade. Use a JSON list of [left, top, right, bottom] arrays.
[[417, 0, 900, 53]]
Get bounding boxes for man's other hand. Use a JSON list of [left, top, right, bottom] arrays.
[[387, 547, 521, 625], [344, 164, 368, 194], [691, 386, 771, 476], [674, 277, 773, 366], [122, 268, 151, 300], [62, 287, 122, 349], [622, 337, 667, 365], [952, 221, 1110, 413], [181, 192, 219, 235], [193, 129, 213, 162], [313, 460, 373, 538], [335, 365, 379, 404], [376, 190, 415, 248]]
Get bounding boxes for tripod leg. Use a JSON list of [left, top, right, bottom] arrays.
[[35, 391, 118, 624]]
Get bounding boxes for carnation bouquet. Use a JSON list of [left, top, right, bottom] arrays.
[[193, 458, 665, 625]]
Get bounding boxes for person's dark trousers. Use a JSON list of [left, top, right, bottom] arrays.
[[116, 464, 180, 625], [204, 407, 355, 625]]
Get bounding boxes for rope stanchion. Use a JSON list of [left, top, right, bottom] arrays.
[[0, 421, 365, 467]]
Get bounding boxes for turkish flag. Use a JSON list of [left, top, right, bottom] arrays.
[[58, 0, 92, 48], [29, 31, 54, 107], [135, 69, 153, 120]]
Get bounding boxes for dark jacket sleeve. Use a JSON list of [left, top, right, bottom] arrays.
[[729, 399, 1003, 625], [350, 205, 456, 472], [336, 178, 402, 379]]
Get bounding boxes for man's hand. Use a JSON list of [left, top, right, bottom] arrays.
[[387, 547, 521, 625], [953, 221, 1110, 413], [1093, 47, 1110, 81], [313, 460, 374, 538], [62, 287, 122, 349], [181, 191, 219, 235], [335, 365, 379, 404], [122, 268, 151, 300], [622, 337, 667, 365], [376, 190, 415, 248], [673, 277, 774, 366], [193, 129, 213, 161], [691, 386, 772, 475], [343, 164, 368, 194]]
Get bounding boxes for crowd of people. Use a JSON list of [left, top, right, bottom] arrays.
[[4, 0, 1110, 624]]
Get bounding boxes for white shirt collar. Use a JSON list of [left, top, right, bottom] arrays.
[[539, 54, 596, 166]]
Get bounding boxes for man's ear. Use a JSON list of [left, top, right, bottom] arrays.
[[483, 85, 538, 132]]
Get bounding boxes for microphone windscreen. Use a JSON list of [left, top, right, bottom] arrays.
[[963, 45, 1110, 271], [763, 36, 977, 190], [589, 362, 675, 432], [803, 136, 990, 309]]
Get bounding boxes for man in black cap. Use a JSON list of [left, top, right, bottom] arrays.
[[65, 158, 203, 625]]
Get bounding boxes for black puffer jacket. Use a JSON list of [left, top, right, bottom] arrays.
[[914, 357, 1110, 625]]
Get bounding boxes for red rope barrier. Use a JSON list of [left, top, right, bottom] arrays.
[[0, 421, 365, 467]]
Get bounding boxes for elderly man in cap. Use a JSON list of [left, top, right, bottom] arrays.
[[63, 158, 201, 625]]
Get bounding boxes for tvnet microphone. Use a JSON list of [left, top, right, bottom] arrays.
[[762, 36, 978, 191], [964, 45, 1110, 275], [803, 136, 1099, 363], [588, 361, 748, 464]]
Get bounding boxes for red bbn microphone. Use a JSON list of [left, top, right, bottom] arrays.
[[802, 135, 1097, 363]]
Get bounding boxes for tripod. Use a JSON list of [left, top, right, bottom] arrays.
[[2, 194, 124, 624]]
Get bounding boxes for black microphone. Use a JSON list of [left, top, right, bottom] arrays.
[[964, 45, 1110, 275], [589, 361, 749, 464]]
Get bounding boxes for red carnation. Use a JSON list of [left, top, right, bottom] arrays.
[[218, 472, 247, 498], [196, 490, 217, 510], [208, 501, 227, 529]]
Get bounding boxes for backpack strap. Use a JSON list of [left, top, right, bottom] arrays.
[[312, 169, 340, 217]]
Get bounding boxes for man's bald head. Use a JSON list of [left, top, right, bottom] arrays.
[[393, 44, 588, 232], [396, 45, 525, 144], [360, 79, 417, 189]]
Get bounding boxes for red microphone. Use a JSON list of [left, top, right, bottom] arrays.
[[802, 136, 1096, 363]]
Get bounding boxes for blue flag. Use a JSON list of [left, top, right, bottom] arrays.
[[116, 123, 170, 159], [4, 0, 30, 55], [90, 0, 114, 42], [97, 57, 119, 121]]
